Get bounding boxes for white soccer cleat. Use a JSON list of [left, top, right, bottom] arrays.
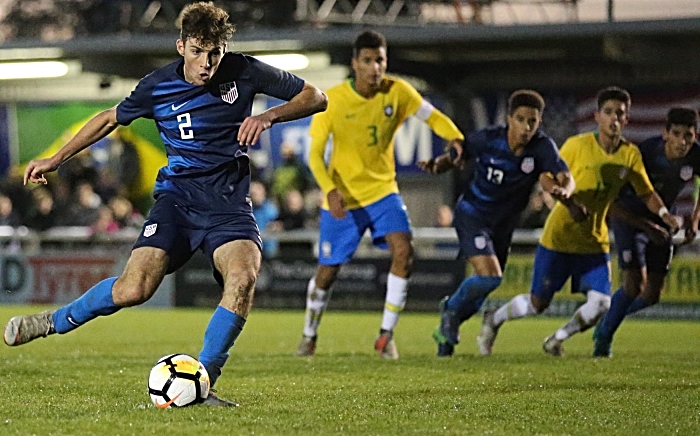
[[476, 310, 499, 356], [200, 389, 239, 407], [4, 310, 56, 346], [542, 335, 564, 357]]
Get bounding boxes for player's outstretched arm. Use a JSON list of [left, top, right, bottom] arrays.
[[685, 202, 700, 244], [641, 191, 680, 234], [238, 83, 327, 146], [24, 107, 119, 185], [418, 139, 463, 174], [609, 202, 670, 245]]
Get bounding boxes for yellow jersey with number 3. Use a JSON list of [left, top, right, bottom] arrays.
[[308, 77, 425, 210], [539, 132, 654, 254]]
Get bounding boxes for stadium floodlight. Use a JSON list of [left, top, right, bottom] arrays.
[[0, 61, 70, 80], [254, 54, 309, 71]]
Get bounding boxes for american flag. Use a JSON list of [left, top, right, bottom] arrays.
[[575, 88, 700, 144]]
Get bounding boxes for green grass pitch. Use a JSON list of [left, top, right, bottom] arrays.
[[1, 306, 698, 435]]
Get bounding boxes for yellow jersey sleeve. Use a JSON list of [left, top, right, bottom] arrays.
[[539, 133, 653, 254]]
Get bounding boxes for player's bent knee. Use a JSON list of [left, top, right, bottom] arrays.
[[112, 282, 155, 306]]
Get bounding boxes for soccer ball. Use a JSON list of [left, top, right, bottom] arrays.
[[148, 354, 210, 408]]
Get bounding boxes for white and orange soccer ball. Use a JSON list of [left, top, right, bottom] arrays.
[[148, 354, 210, 408]]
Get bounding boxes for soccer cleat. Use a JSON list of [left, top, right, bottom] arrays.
[[432, 327, 455, 357], [542, 335, 564, 357], [476, 310, 499, 356], [4, 310, 56, 346], [437, 296, 460, 345], [295, 335, 317, 357], [593, 336, 612, 358], [201, 389, 239, 407], [374, 330, 399, 360]]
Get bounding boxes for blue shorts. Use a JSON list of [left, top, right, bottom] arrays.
[[133, 194, 262, 286], [531, 245, 611, 301], [453, 204, 516, 268], [610, 218, 673, 274], [318, 193, 411, 265]]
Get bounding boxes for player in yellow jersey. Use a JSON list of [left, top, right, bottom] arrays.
[[295, 30, 464, 359], [476, 87, 680, 356]]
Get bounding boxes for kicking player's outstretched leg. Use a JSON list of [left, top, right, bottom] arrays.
[[4, 276, 122, 347]]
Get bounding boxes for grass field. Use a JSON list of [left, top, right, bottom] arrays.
[[1, 306, 699, 435]]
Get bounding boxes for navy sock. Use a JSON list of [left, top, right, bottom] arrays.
[[199, 306, 246, 387], [598, 288, 636, 340], [446, 276, 502, 321], [626, 297, 651, 315], [52, 277, 120, 334]]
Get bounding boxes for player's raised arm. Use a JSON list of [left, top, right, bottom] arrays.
[[238, 83, 327, 146], [24, 106, 119, 185]]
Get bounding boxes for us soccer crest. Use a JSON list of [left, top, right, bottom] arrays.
[[219, 81, 238, 104], [474, 236, 486, 250], [520, 157, 535, 174], [680, 165, 693, 181], [143, 223, 157, 237]]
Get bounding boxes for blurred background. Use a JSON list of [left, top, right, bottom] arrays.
[[0, 0, 699, 316]]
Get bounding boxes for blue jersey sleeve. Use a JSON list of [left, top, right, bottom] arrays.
[[462, 129, 488, 161], [537, 136, 568, 175], [247, 56, 305, 101], [116, 73, 156, 125]]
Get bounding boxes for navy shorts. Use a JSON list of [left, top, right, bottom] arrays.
[[133, 194, 262, 286], [318, 193, 411, 265], [530, 245, 611, 301], [610, 218, 673, 274], [453, 204, 516, 269]]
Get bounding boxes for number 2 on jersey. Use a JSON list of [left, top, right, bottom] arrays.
[[178, 113, 194, 139]]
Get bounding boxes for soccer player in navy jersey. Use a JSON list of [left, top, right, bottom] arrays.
[[593, 107, 700, 357], [4, 2, 327, 406], [420, 90, 575, 357]]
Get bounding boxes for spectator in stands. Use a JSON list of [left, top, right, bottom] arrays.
[[91, 205, 120, 235], [277, 189, 309, 231], [108, 195, 144, 229], [59, 181, 101, 227], [271, 143, 313, 205], [24, 187, 59, 231], [0, 192, 21, 227], [250, 180, 279, 258]]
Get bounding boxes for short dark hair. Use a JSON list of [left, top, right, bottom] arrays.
[[596, 86, 631, 110], [508, 90, 545, 115], [666, 107, 698, 131], [353, 30, 387, 57], [179, 2, 235, 47]]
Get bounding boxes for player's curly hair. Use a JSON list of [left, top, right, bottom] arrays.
[[596, 86, 631, 110], [508, 89, 545, 115], [666, 107, 698, 131], [353, 30, 387, 57], [178, 2, 235, 47]]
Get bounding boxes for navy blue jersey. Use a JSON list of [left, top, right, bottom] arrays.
[[116, 52, 305, 209], [614, 136, 700, 225], [458, 126, 568, 225]]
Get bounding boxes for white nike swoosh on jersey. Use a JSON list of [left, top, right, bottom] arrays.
[[171, 100, 191, 111]]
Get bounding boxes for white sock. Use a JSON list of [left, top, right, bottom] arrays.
[[380, 273, 408, 331], [492, 294, 537, 327], [303, 278, 331, 337], [554, 290, 611, 341]]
